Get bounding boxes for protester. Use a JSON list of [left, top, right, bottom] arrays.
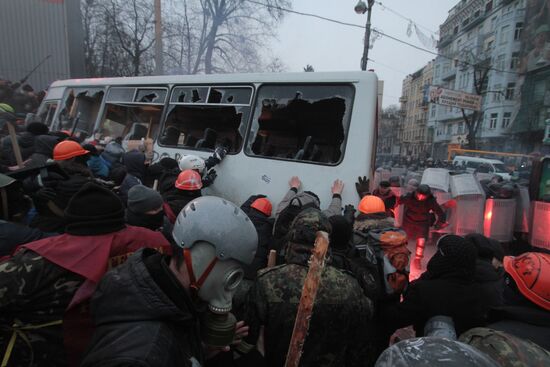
[[83, 143, 109, 179], [118, 150, 147, 203], [26, 134, 61, 168], [466, 233, 505, 315], [125, 184, 165, 232], [162, 169, 203, 223], [0, 183, 171, 366], [486, 252, 550, 350], [242, 208, 375, 366], [81, 196, 263, 366], [381, 235, 484, 339]]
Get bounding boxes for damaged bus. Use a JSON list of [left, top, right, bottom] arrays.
[[38, 72, 379, 207]]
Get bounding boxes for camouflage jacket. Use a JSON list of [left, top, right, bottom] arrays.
[[242, 263, 375, 367], [0, 249, 84, 367]]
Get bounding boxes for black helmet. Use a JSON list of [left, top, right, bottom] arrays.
[[417, 184, 431, 195]]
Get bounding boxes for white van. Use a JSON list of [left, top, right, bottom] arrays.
[[39, 72, 379, 208], [452, 156, 511, 180]]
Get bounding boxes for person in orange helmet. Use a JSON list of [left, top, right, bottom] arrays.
[[161, 169, 203, 225], [486, 252, 550, 350]]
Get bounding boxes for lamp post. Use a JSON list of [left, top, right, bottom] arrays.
[[355, 0, 375, 71]]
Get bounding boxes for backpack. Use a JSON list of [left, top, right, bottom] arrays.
[[273, 196, 318, 239], [368, 228, 410, 296]]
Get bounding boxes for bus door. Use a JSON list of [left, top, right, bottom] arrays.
[[56, 87, 105, 140], [32, 86, 65, 129], [96, 87, 168, 158]]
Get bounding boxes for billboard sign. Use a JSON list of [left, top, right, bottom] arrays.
[[428, 86, 482, 111]]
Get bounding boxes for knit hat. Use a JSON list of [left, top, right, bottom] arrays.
[[379, 180, 390, 188], [465, 233, 505, 262], [127, 185, 163, 214], [425, 235, 477, 279], [26, 122, 49, 136], [64, 183, 125, 235]]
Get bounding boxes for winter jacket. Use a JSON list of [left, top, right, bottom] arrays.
[[372, 188, 397, 217], [240, 195, 275, 280], [118, 173, 141, 204], [27, 135, 59, 168], [474, 259, 505, 316], [162, 188, 202, 220], [1, 132, 35, 166], [382, 272, 485, 337], [82, 249, 204, 367], [275, 188, 342, 218], [0, 220, 56, 257], [86, 155, 109, 178], [0, 226, 170, 367]]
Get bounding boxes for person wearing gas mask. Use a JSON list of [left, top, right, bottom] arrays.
[[82, 196, 264, 367]]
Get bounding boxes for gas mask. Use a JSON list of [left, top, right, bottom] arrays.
[[183, 242, 244, 347]]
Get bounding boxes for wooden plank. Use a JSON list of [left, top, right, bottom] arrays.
[[7, 121, 23, 167], [284, 231, 329, 367], [267, 249, 277, 268]]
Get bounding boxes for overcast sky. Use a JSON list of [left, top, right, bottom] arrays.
[[270, 0, 458, 107]]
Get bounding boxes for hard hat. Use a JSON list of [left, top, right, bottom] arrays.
[[358, 195, 386, 215], [503, 252, 550, 311], [178, 154, 206, 173], [251, 197, 272, 217], [175, 169, 203, 191], [53, 140, 89, 161], [459, 327, 550, 366], [375, 337, 499, 367], [172, 196, 258, 265]]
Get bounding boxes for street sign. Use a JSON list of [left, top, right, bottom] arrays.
[[428, 86, 482, 111]]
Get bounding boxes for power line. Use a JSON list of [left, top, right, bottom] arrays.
[[368, 58, 408, 75], [244, 0, 522, 76]]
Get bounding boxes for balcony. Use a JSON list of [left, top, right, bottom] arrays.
[[438, 34, 454, 49], [441, 67, 457, 81]]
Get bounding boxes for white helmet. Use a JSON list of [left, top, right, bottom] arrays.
[[178, 154, 205, 173]]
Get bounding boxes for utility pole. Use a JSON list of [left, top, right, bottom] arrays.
[[355, 0, 375, 71], [154, 0, 164, 75]]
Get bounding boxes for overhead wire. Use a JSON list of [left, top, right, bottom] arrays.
[[244, 0, 522, 76], [375, 1, 438, 36]]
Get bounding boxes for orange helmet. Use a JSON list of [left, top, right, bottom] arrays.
[[175, 169, 203, 191], [53, 140, 89, 161], [504, 252, 550, 311], [251, 197, 272, 216], [358, 195, 386, 215]]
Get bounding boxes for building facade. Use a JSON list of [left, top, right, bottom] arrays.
[[398, 60, 434, 159], [0, 0, 85, 90], [429, 0, 529, 160]]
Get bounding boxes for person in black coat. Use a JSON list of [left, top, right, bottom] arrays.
[[240, 195, 274, 280], [465, 233, 505, 316], [382, 235, 484, 339]]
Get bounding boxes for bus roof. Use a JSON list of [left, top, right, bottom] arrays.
[[49, 71, 377, 88]]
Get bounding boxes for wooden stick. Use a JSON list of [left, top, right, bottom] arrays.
[[152, 179, 159, 192], [267, 249, 277, 268], [284, 231, 329, 367], [7, 121, 23, 167]]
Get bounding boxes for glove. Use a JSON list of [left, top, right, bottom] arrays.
[[202, 169, 218, 187], [355, 176, 370, 198], [343, 204, 356, 225], [34, 187, 57, 201], [214, 146, 227, 161]]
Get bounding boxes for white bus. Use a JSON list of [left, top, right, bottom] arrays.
[[37, 72, 379, 209]]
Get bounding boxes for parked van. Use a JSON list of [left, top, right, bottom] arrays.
[[452, 156, 511, 180], [37, 72, 380, 208]]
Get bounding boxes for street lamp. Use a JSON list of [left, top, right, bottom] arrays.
[[355, 0, 375, 71]]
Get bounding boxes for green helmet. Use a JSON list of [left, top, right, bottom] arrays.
[[0, 103, 15, 114], [459, 327, 550, 367]]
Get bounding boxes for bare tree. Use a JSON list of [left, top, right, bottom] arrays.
[[303, 64, 315, 72], [265, 57, 288, 73]]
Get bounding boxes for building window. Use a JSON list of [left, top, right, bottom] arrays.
[[453, 25, 459, 34], [514, 22, 523, 40], [447, 124, 452, 135], [458, 122, 464, 134], [486, 40, 494, 51], [506, 82, 515, 100], [496, 54, 505, 71], [489, 113, 498, 129], [486, 0, 493, 13], [500, 25, 510, 45], [510, 52, 520, 69], [492, 84, 502, 102], [502, 112, 511, 128]]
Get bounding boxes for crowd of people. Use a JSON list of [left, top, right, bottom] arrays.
[[0, 108, 549, 367]]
